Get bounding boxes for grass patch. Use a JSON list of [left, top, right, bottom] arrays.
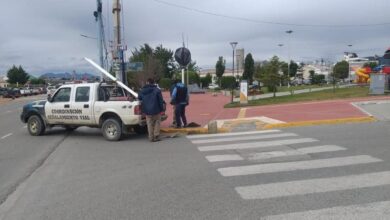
[[225, 86, 374, 108]]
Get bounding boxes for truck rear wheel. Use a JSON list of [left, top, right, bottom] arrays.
[[27, 115, 45, 136], [102, 118, 122, 141]]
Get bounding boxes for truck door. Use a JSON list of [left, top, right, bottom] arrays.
[[45, 86, 74, 124], [71, 85, 94, 125]]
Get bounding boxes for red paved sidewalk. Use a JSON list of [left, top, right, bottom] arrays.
[[161, 92, 238, 127], [161, 91, 390, 127]]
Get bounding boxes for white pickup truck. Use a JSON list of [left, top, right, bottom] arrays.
[[20, 82, 154, 141], [20, 58, 166, 141]]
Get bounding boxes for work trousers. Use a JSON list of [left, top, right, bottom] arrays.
[[171, 105, 176, 126], [175, 104, 187, 127], [146, 114, 161, 141]]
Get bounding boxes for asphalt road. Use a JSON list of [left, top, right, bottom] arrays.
[[0, 95, 67, 205], [0, 98, 390, 219]]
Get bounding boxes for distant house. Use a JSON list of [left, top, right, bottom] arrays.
[[0, 75, 9, 88]]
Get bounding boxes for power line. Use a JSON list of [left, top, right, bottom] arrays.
[[153, 0, 390, 28]]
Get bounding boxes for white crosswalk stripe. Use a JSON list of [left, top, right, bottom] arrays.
[[205, 154, 244, 162], [218, 155, 381, 177], [191, 133, 298, 144], [262, 200, 390, 220], [187, 129, 281, 139], [198, 138, 318, 152], [247, 145, 346, 161], [236, 171, 390, 200], [205, 145, 346, 162]]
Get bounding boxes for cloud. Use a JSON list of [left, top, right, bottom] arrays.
[[1, 0, 390, 75]]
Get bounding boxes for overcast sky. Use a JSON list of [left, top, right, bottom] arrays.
[[1, 0, 390, 76]]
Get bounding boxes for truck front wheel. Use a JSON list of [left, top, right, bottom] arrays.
[[27, 115, 45, 136], [102, 118, 122, 141]]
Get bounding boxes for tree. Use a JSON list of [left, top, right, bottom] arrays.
[[188, 71, 200, 85], [242, 53, 255, 83], [309, 70, 315, 83], [333, 61, 349, 80], [260, 56, 282, 97], [215, 56, 226, 79], [128, 44, 177, 88], [7, 65, 29, 85], [153, 44, 177, 78], [200, 73, 212, 88], [187, 61, 200, 73], [289, 61, 298, 78]]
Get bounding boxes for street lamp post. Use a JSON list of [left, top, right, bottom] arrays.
[[347, 44, 353, 83], [278, 44, 284, 87], [230, 42, 238, 103], [286, 30, 293, 88], [230, 42, 238, 78]]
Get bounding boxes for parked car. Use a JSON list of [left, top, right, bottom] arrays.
[[20, 88, 32, 96], [3, 88, 21, 98], [208, 84, 219, 89], [0, 88, 7, 96]]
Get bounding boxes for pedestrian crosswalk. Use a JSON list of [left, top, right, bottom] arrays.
[[188, 129, 390, 219]]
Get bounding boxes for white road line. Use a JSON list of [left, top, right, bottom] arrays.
[[351, 102, 373, 117], [23, 125, 27, 128], [187, 130, 281, 139], [206, 155, 244, 162], [198, 138, 318, 152], [192, 133, 298, 144], [247, 145, 346, 161], [218, 155, 381, 177], [236, 170, 390, 200], [1, 133, 13, 139], [262, 200, 390, 220]]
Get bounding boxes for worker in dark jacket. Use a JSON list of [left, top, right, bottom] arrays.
[[138, 78, 165, 142], [171, 81, 189, 128], [169, 79, 178, 127]]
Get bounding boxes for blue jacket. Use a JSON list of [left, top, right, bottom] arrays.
[[171, 83, 189, 105], [138, 84, 164, 115]]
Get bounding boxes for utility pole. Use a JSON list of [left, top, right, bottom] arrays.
[[94, 0, 104, 81], [112, 0, 126, 84]]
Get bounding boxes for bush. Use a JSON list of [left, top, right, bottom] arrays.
[[311, 74, 326, 85], [158, 78, 172, 90], [220, 76, 236, 90]]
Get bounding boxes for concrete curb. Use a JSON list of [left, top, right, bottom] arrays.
[[263, 116, 376, 129], [162, 117, 377, 135]]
